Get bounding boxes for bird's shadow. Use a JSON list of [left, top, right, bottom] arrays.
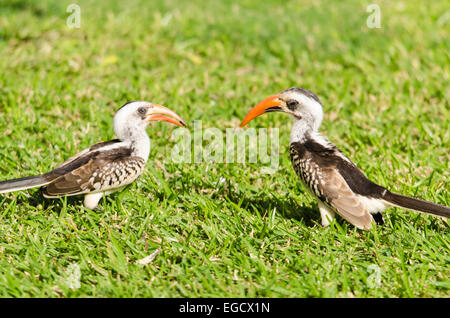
[[153, 175, 323, 229], [235, 193, 321, 228], [1, 189, 82, 213], [1, 188, 102, 216]]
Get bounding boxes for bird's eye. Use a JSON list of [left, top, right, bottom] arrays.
[[137, 107, 147, 115], [287, 100, 299, 111]]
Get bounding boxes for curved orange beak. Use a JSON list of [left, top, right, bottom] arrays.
[[240, 94, 281, 127], [146, 104, 186, 127]]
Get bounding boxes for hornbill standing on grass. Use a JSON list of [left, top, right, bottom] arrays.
[[240, 87, 449, 230], [0, 101, 186, 209]]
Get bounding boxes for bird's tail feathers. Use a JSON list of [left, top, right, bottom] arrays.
[[383, 191, 450, 218], [0, 175, 51, 194]]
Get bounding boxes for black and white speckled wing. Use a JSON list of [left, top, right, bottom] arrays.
[[289, 141, 376, 229], [43, 149, 146, 197]]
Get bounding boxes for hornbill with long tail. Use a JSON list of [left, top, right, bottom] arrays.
[[240, 87, 449, 230], [0, 101, 186, 209]]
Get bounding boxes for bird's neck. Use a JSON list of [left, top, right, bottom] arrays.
[[131, 134, 151, 161], [118, 127, 151, 161], [290, 119, 317, 144]]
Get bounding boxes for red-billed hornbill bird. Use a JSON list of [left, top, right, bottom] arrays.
[[240, 87, 449, 230], [0, 101, 186, 209]]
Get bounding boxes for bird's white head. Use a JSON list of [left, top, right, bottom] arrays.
[[240, 87, 324, 132], [113, 101, 186, 141]]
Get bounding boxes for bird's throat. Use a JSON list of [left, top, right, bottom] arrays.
[[130, 136, 150, 162], [120, 127, 151, 161], [290, 119, 315, 144]]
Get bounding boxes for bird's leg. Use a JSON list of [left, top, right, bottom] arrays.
[[318, 202, 335, 227], [83, 192, 104, 210]]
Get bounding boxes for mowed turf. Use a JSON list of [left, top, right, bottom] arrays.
[[0, 0, 448, 297]]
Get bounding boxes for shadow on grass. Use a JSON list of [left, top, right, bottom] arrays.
[[154, 173, 323, 228], [0, 189, 113, 215], [235, 194, 321, 228], [14, 189, 84, 212]]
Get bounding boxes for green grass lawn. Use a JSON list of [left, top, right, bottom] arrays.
[[0, 0, 449, 297]]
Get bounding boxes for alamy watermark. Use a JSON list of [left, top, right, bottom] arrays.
[[163, 121, 280, 173], [367, 264, 381, 288], [65, 263, 81, 290], [67, 4, 81, 29], [366, 4, 382, 29]]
